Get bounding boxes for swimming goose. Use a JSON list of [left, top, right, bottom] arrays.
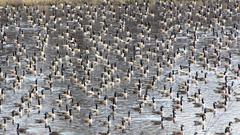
[[47, 125, 60, 135], [102, 115, 111, 127], [47, 108, 56, 120], [147, 97, 156, 110], [33, 98, 42, 112], [55, 94, 63, 106], [132, 103, 143, 113], [72, 102, 81, 112], [162, 109, 176, 123], [173, 124, 184, 135], [13, 108, 23, 118], [64, 109, 73, 122], [194, 115, 205, 130], [0, 119, 7, 131], [14, 96, 25, 108], [117, 88, 128, 99], [123, 110, 131, 125], [35, 113, 48, 127], [36, 90, 45, 100], [115, 118, 126, 131], [91, 104, 99, 115], [214, 101, 227, 111], [97, 95, 108, 106], [16, 123, 28, 134], [84, 112, 93, 126]]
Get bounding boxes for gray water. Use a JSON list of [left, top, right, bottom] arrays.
[[0, 1, 239, 135]]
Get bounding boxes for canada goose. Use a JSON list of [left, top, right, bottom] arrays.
[[47, 108, 56, 120], [62, 89, 73, 100], [215, 122, 232, 135], [14, 96, 25, 108], [47, 125, 60, 135], [115, 118, 126, 131], [153, 106, 164, 116], [13, 108, 23, 118], [151, 117, 164, 129], [132, 103, 143, 113], [162, 109, 176, 123], [91, 104, 99, 115], [24, 102, 32, 117], [72, 102, 81, 112], [98, 127, 110, 135], [0, 100, 2, 113], [194, 115, 205, 130], [102, 115, 111, 127], [97, 95, 108, 106], [0, 89, 5, 100], [109, 91, 117, 103], [84, 112, 93, 126], [55, 94, 63, 106], [35, 113, 48, 127], [193, 98, 205, 110], [214, 101, 227, 111], [173, 124, 184, 135], [16, 123, 27, 134], [64, 109, 73, 122], [0, 119, 7, 131], [33, 98, 42, 112], [123, 110, 131, 125], [117, 88, 128, 99], [147, 97, 156, 110], [36, 90, 45, 100]]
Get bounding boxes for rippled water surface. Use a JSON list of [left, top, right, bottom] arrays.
[[0, 1, 239, 135]]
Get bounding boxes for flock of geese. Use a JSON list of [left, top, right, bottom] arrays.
[[0, 0, 239, 134]]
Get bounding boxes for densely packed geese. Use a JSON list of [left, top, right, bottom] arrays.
[[0, 0, 239, 134]]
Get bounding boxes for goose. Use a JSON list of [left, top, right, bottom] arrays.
[[24, 102, 32, 117], [97, 95, 108, 106], [36, 90, 45, 100], [0, 89, 5, 100], [153, 106, 164, 115], [173, 124, 184, 135], [132, 103, 143, 113], [72, 102, 81, 112], [84, 112, 93, 126], [47, 125, 60, 135], [55, 94, 63, 106], [214, 101, 227, 111], [102, 115, 111, 127], [162, 109, 176, 123], [14, 96, 25, 108], [147, 97, 156, 110], [47, 108, 56, 120], [204, 103, 216, 115], [109, 91, 117, 103], [14, 107, 23, 118], [16, 123, 28, 134], [123, 110, 131, 125], [117, 88, 128, 99], [3, 111, 15, 125], [35, 113, 48, 127], [91, 104, 99, 115], [194, 115, 205, 130], [195, 109, 207, 118], [33, 98, 42, 111], [0, 119, 7, 131], [193, 98, 205, 110], [0, 100, 2, 113], [115, 118, 126, 131], [98, 127, 110, 135], [64, 109, 73, 122]]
